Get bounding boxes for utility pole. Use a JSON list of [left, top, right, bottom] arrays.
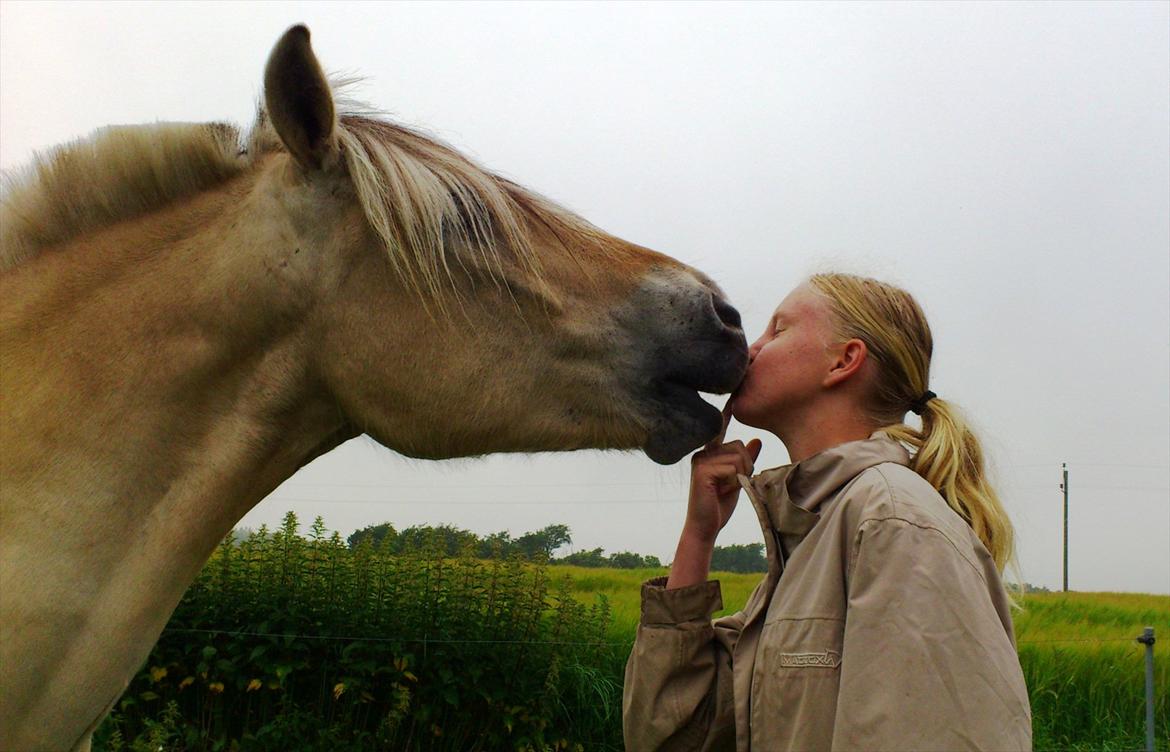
[[1061, 462, 1069, 592]]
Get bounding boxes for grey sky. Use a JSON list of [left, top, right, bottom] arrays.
[[2, 1, 1167, 593]]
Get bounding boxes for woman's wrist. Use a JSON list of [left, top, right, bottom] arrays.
[[679, 524, 718, 550], [666, 527, 717, 589]]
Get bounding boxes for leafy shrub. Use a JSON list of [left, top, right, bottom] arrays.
[[94, 513, 623, 751]]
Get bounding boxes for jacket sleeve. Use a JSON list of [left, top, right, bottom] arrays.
[[623, 576, 742, 752], [830, 518, 1032, 751]]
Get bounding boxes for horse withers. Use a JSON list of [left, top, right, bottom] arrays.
[[0, 25, 747, 750]]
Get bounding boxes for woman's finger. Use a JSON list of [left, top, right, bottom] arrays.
[[697, 443, 759, 482], [699, 460, 741, 480], [707, 440, 755, 476]]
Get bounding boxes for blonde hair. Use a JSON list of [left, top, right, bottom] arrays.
[[808, 273, 1015, 572]]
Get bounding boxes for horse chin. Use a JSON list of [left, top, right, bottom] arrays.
[[641, 381, 725, 465]]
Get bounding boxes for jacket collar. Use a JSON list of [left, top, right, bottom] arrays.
[[738, 433, 910, 565]]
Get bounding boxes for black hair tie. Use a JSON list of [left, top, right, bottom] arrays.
[[909, 390, 937, 416]]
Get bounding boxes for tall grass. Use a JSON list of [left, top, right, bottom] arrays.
[[548, 564, 764, 636], [553, 566, 1170, 751], [1015, 592, 1170, 751]]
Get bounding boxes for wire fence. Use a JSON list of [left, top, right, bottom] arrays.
[[162, 625, 1144, 649], [161, 625, 1162, 750], [164, 626, 624, 648]]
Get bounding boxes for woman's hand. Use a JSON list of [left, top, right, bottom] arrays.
[[667, 402, 763, 589], [684, 437, 763, 544]]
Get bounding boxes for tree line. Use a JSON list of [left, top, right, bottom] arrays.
[[336, 521, 768, 573]]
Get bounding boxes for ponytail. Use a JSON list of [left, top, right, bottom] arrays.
[[882, 398, 1014, 571], [808, 274, 1016, 573]]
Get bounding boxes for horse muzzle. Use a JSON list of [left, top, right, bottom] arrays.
[[617, 270, 749, 464]]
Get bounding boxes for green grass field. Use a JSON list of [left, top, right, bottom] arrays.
[[550, 565, 1170, 751]]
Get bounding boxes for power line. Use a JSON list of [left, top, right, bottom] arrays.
[[1017, 637, 1135, 645], [1012, 485, 1169, 493], [1071, 463, 1170, 471], [1007, 463, 1169, 471]]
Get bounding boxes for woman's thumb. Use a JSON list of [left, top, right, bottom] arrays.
[[748, 438, 763, 461]]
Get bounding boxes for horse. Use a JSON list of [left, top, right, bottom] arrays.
[[0, 25, 747, 750]]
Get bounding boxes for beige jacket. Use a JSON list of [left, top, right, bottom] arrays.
[[624, 435, 1031, 751]]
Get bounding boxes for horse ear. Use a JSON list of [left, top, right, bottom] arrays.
[[263, 25, 337, 170]]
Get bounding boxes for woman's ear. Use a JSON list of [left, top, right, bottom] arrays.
[[823, 338, 868, 387]]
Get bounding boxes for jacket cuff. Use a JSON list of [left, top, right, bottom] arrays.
[[639, 576, 723, 626]]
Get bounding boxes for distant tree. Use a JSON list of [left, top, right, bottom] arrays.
[[477, 530, 514, 559], [347, 522, 397, 549], [555, 548, 663, 569], [558, 547, 608, 568], [710, 543, 767, 573], [607, 551, 662, 569], [606, 551, 642, 569], [515, 524, 572, 561], [345, 520, 584, 562], [542, 524, 572, 556], [396, 524, 478, 556]]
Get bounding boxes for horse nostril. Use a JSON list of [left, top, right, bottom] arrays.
[[713, 296, 742, 330]]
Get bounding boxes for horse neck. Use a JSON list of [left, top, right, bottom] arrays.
[[0, 170, 359, 745], [1, 171, 353, 630]]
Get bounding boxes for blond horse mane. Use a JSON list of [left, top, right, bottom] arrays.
[[0, 122, 246, 270], [0, 83, 615, 300]]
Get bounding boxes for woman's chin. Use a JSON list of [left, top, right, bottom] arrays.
[[731, 401, 764, 430]]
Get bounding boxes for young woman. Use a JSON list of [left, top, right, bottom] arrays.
[[623, 274, 1031, 751]]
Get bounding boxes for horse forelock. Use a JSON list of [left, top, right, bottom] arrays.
[[0, 79, 629, 301]]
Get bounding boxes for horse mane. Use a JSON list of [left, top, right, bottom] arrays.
[[0, 122, 247, 270], [0, 82, 617, 297]]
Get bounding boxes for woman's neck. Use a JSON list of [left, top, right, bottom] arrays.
[[774, 400, 878, 464]]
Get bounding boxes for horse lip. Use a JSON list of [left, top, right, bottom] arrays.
[[641, 380, 726, 464], [639, 339, 748, 463]]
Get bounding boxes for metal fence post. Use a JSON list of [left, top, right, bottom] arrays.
[[1137, 627, 1156, 752]]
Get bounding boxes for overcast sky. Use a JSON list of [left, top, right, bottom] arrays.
[[2, 1, 1167, 594]]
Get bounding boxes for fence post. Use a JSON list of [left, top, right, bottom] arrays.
[[1137, 627, 1155, 752]]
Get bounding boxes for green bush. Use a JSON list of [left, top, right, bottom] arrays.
[[94, 513, 623, 751]]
